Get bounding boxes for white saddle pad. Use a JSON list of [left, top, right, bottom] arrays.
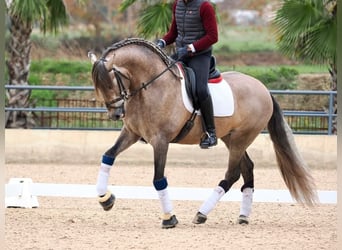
[[178, 65, 234, 117]]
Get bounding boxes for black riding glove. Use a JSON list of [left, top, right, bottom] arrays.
[[156, 39, 166, 49], [177, 46, 190, 60]]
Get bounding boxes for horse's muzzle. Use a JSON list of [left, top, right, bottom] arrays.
[[108, 107, 125, 121]]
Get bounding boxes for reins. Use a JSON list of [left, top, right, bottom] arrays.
[[129, 59, 179, 96]]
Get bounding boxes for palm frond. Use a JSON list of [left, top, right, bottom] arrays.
[[9, 0, 47, 24], [45, 0, 68, 33], [302, 18, 336, 64], [8, 0, 69, 34], [273, 0, 323, 38], [272, 0, 336, 65], [137, 3, 173, 38], [119, 0, 139, 12]]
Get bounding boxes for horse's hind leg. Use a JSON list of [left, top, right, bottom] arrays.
[[193, 134, 256, 225], [237, 152, 254, 224], [193, 146, 244, 224]]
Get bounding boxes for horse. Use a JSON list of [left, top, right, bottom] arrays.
[[88, 38, 317, 229]]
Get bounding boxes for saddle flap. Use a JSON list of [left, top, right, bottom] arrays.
[[177, 64, 234, 117], [177, 56, 222, 110], [180, 64, 199, 110]]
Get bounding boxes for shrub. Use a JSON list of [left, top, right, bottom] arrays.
[[238, 67, 299, 90]]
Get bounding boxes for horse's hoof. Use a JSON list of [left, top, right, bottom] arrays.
[[238, 215, 249, 224], [162, 215, 178, 229], [98, 191, 115, 211], [192, 212, 207, 224]]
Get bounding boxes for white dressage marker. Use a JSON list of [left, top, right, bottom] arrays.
[[5, 178, 39, 208]]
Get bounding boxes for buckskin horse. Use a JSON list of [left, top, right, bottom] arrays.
[[89, 38, 317, 228]]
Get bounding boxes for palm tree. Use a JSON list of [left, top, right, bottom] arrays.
[[272, 0, 337, 133], [119, 0, 174, 39], [5, 0, 78, 128]]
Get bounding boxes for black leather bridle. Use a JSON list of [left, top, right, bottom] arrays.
[[104, 67, 130, 109]]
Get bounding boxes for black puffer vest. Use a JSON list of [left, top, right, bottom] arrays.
[[175, 0, 210, 52]]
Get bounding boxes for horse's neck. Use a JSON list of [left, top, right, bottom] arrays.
[[111, 48, 181, 96], [126, 60, 178, 90]]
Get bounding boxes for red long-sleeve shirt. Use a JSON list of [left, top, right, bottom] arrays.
[[162, 0, 218, 52]]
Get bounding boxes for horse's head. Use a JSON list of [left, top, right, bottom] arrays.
[[88, 52, 131, 121], [88, 38, 178, 121]]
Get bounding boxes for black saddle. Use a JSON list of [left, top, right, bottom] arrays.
[[182, 56, 221, 110]]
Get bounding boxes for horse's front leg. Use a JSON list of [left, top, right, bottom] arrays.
[[96, 128, 139, 210], [151, 140, 178, 229]]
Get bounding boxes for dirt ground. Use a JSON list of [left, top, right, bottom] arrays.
[[5, 143, 337, 250]]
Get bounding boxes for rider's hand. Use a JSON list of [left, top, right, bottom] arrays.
[[177, 46, 190, 60], [156, 39, 166, 49]]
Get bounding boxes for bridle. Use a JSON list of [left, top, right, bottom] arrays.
[[103, 59, 179, 109], [104, 67, 130, 109]]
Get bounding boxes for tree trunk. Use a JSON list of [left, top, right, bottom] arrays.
[[6, 15, 36, 128], [329, 63, 337, 134], [329, 1, 337, 134]]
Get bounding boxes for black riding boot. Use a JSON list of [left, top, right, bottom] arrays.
[[199, 95, 217, 149]]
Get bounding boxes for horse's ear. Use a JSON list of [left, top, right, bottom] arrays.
[[88, 51, 97, 65]]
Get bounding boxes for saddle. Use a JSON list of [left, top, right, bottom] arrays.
[[180, 56, 221, 110], [171, 56, 221, 143]]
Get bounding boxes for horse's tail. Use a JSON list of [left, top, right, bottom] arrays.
[[267, 95, 318, 206]]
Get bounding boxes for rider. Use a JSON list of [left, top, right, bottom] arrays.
[[156, 0, 218, 149]]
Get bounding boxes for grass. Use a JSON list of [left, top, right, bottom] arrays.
[[219, 64, 329, 75], [29, 59, 92, 87], [28, 59, 94, 102], [217, 64, 329, 90], [30, 59, 91, 75], [215, 26, 278, 53]]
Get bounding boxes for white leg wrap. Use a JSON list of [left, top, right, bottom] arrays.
[[96, 163, 112, 196], [199, 186, 225, 216], [239, 187, 254, 217], [157, 188, 173, 215]]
